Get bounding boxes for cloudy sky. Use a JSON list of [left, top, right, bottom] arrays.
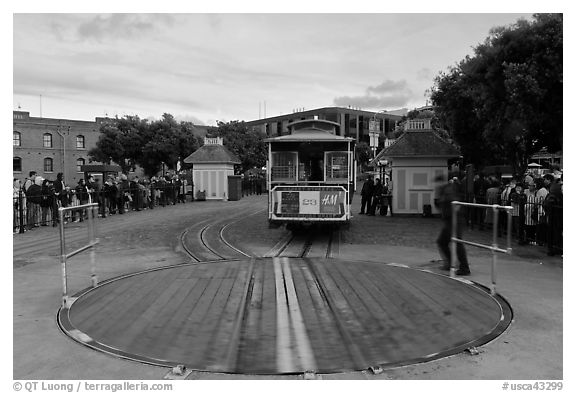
[[13, 12, 534, 125]]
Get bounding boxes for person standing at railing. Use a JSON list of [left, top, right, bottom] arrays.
[[75, 179, 90, 222], [25, 175, 43, 229], [499, 179, 516, 236], [103, 176, 117, 215], [149, 177, 158, 208], [39, 179, 55, 226], [472, 173, 489, 230], [521, 181, 538, 245], [369, 177, 384, 216], [510, 182, 524, 241], [129, 176, 142, 211], [13, 178, 23, 233], [157, 176, 167, 207], [23, 171, 39, 229], [118, 174, 130, 214], [175, 175, 185, 203], [359, 175, 374, 215], [535, 177, 549, 246], [54, 172, 68, 223], [88, 175, 104, 217], [544, 175, 562, 256], [434, 173, 471, 276], [484, 179, 501, 228]]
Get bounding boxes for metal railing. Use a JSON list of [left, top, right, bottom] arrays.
[[58, 203, 99, 308], [451, 202, 513, 296]]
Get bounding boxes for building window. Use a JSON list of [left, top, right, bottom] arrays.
[[44, 158, 53, 172], [13, 157, 22, 172], [76, 158, 85, 172], [13, 131, 21, 146], [43, 133, 53, 148], [76, 135, 85, 149]]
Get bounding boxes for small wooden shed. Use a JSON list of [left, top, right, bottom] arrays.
[[374, 119, 460, 215], [183, 137, 241, 200]]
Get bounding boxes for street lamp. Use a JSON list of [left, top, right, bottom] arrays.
[[369, 110, 386, 158]]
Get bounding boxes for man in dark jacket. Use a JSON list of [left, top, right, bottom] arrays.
[[369, 178, 384, 216], [435, 174, 471, 275], [360, 175, 374, 215], [544, 175, 562, 256]]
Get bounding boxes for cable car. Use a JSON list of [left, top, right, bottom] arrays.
[[265, 119, 356, 229]]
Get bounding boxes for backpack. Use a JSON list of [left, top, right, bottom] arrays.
[[26, 184, 42, 204]]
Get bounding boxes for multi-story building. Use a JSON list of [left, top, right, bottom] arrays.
[[244, 106, 403, 144], [12, 110, 213, 185], [12, 110, 109, 185]]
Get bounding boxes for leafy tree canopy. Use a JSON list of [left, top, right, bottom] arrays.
[[210, 120, 267, 173], [355, 141, 372, 170], [430, 13, 562, 175], [89, 113, 202, 177]]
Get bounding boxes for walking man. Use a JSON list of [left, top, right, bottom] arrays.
[[360, 175, 374, 215], [435, 174, 471, 276]]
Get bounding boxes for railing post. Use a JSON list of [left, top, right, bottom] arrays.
[[59, 207, 68, 308], [18, 189, 25, 234], [450, 202, 457, 278], [491, 205, 499, 296], [88, 205, 99, 287], [506, 209, 513, 254]]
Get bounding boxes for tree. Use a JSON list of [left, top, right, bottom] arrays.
[[89, 113, 202, 178], [88, 115, 146, 174], [139, 114, 201, 177], [211, 120, 267, 172], [430, 13, 562, 175], [355, 141, 371, 171]]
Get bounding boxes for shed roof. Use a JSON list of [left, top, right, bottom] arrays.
[[183, 144, 241, 164], [376, 130, 460, 160]]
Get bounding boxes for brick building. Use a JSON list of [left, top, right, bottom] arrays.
[[12, 111, 109, 185], [12, 110, 212, 185]]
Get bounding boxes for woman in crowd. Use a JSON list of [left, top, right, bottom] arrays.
[[522, 181, 538, 245]]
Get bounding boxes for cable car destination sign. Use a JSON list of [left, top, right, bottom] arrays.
[[273, 186, 345, 217]]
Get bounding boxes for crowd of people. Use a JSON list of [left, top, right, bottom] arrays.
[[13, 171, 190, 232], [359, 175, 393, 217], [464, 167, 563, 256]]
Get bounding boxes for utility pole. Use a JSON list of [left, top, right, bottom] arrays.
[[56, 126, 66, 181]]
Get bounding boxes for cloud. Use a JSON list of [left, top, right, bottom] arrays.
[[174, 114, 206, 125], [416, 68, 433, 81], [76, 14, 174, 42], [366, 80, 409, 94], [333, 79, 413, 109]]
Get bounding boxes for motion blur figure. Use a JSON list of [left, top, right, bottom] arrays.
[[435, 174, 471, 276]]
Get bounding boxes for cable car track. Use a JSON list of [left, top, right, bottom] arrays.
[[179, 207, 264, 262], [262, 225, 340, 259]]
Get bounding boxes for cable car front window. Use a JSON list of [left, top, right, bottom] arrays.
[[325, 151, 349, 181], [271, 151, 297, 181]]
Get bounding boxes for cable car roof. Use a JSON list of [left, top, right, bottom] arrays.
[[265, 119, 355, 143]]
